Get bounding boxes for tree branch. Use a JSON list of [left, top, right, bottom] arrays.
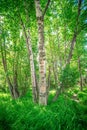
[[43, 0, 51, 18], [67, 0, 82, 64]]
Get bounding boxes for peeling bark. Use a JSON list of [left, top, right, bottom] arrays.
[[35, 0, 48, 105]]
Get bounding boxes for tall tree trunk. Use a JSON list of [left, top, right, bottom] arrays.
[[53, 0, 82, 101], [6, 76, 14, 98], [20, 16, 38, 103], [35, 0, 47, 105], [67, 33, 77, 64], [67, 0, 82, 64], [64, 25, 67, 64], [0, 42, 14, 98], [78, 57, 83, 91], [27, 30, 38, 102], [13, 52, 19, 98], [47, 65, 51, 98], [52, 61, 58, 88]]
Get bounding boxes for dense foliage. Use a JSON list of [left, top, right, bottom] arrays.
[[0, 88, 87, 130], [0, 0, 87, 129]]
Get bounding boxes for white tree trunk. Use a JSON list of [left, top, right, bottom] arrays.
[[20, 17, 38, 102], [35, 0, 47, 105], [26, 30, 38, 103]]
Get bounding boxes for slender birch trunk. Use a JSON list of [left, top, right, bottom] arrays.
[[27, 30, 38, 102], [35, 0, 47, 105], [20, 16, 38, 103]]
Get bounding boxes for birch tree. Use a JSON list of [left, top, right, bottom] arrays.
[[34, 0, 50, 105]]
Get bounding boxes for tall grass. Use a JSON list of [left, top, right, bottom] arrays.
[[0, 90, 87, 130]]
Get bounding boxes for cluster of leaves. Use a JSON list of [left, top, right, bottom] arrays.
[[60, 65, 79, 88]]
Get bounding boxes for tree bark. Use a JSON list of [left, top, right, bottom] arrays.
[[67, 0, 82, 64], [53, 0, 82, 101], [52, 61, 58, 88], [78, 57, 83, 91], [0, 41, 18, 98], [47, 65, 51, 98], [20, 15, 38, 103], [67, 33, 77, 64], [52, 87, 62, 102], [35, 0, 47, 105], [13, 51, 19, 98]]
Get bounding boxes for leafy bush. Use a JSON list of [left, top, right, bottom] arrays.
[[60, 65, 79, 88]]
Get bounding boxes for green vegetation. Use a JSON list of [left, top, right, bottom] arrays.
[[0, 0, 87, 129], [0, 87, 87, 130]]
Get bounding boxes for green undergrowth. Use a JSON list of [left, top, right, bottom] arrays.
[[0, 89, 87, 130], [66, 87, 87, 105]]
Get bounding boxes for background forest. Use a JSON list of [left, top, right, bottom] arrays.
[[0, 0, 87, 130]]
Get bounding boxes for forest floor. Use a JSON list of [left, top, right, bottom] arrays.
[[0, 86, 87, 130]]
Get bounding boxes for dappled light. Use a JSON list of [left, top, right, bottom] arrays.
[[0, 0, 87, 129]]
